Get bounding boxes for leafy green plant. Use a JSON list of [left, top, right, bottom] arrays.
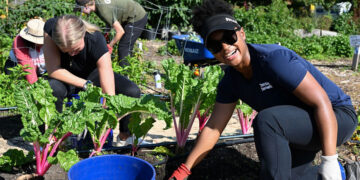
[[0, 65, 30, 107], [0, 34, 12, 71], [157, 39, 180, 56], [298, 16, 316, 33], [112, 51, 154, 88], [137, 0, 202, 31], [151, 146, 175, 157], [0, 149, 34, 172], [162, 59, 224, 149], [317, 15, 333, 30], [332, 12, 359, 35], [233, 0, 353, 59], [14, 77, 87, 176], [235, 101, 256, 134], [128, 113, 156, 155], [105, 91, 172, 156], [79, 84, 171, 157], [195, 65, 223, 133]]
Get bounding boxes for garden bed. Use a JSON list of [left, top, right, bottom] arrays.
[[0, 40, 359, 180]]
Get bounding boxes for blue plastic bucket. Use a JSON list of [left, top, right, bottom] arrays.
[[68, 155, 155, 180]]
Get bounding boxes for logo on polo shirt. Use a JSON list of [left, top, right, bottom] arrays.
[[225, 17, 237, 24], [259, 82, 273, 91], [104, 0, 111, 4]]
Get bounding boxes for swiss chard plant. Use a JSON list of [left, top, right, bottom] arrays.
[[0, 149, 34, 173], [112, 50, 156, 89], [13, 78, 100, 176], [236, 101, 257, 135], [195, 65, 223, 133], [162, 59, 224, 148], [0, 65, 29, 107], [85, 87, 172, 157]]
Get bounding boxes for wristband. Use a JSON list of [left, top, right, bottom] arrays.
[[83, 80, 92, 90]]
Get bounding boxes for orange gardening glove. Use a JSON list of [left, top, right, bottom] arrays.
[[168, 163, 191, 180], [107, 44, 113, 54]]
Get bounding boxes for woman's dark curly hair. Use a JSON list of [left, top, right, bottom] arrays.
[[191, 0, 234, 35]]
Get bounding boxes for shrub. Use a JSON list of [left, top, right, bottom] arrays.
[[332, 12, 359, 35], [317, 15, 333, 30]]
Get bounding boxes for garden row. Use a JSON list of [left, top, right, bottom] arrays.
[[0, 58, 257, 177]]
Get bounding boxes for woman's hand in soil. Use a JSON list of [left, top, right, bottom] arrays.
[[319, 154, 342, 180], [169, 163, 191, 180]]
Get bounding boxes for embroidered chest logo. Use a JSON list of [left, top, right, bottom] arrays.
[[259, 82, 273, 92], [104, 0, 111, 4]]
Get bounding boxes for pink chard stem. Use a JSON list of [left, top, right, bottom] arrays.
[[90, 128, 112, 157], [237, 109, 246, 134], [179, 102, 201, 148], [33, 141, 42, 175], [198, 108, 211, 132], [170, 95, 181, 145], [40, 132, 72, 175]]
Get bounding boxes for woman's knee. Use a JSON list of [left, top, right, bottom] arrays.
[[122, 83, 140, 98], [253, 109, 276, 131], [115, 76, 141, 98]]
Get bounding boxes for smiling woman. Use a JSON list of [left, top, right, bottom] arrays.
[[168, 0, 358, 180], [43, 15, 141, 143]]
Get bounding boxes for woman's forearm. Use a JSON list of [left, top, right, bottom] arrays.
[[315, 105, 338, 156], [99, 69, 115, 95], [49, 68, 86, 88], [97, 53, 115, 96]]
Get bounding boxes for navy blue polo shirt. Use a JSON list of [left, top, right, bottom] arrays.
[[216, 44, 352, 112]]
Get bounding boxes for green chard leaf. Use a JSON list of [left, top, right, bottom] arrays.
[[54, 150, 79, 172], [108, 94, 172, 129], [129, 113, 156, 144], [152, 146, 175, 157]]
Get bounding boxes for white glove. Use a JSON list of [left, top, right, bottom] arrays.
[[319, 154, 342, 180]]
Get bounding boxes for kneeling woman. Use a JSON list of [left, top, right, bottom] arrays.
[[43, 15, 139, 141]]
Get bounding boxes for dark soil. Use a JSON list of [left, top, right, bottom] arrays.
[[0, 115, 22, 140]]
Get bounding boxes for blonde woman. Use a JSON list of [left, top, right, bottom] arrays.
[[43, 15, 140, 145]]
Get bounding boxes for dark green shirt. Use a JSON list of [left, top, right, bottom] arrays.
[[95, 0, 146, 25]]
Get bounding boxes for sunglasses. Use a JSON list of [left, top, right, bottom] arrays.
[[206, 28, 240, 54]]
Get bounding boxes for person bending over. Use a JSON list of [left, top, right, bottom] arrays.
[[75, 0, 147, 67], [43, 15, 140, 144]]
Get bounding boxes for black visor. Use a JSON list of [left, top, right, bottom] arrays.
[[200, 14, 241, 48]]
